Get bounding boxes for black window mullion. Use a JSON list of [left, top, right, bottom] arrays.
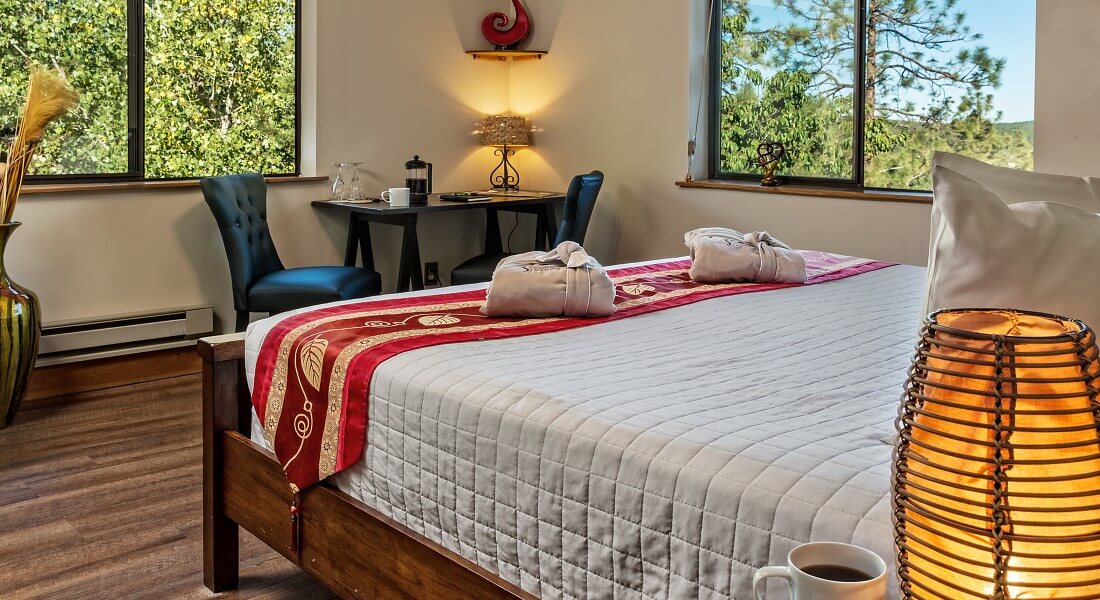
[[127, 0, 144, 179], [853, 0, 867, 188], [707, 0, 722, 182], [293, 0, 302, 177]]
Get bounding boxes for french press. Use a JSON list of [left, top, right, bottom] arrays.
[[405, 155, 432, 204]]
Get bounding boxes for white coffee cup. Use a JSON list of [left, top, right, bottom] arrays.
[[753, 542, 887, 600], [381, 187, 411, 207]]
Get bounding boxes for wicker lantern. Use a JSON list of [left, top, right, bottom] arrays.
[[894, 309, 1100, 599]]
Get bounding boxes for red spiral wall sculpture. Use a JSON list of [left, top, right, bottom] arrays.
[[482, 0, 530, 49]]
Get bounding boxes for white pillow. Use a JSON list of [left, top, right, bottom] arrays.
[[925, 165, 1100, 330], [932, 152, 1100, 210]]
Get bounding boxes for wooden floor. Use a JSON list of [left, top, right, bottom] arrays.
[[0, 374, 338, 600]]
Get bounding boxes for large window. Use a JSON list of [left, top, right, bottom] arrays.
[[0, 0, 299, 181], [711, 0, 1035, 191]]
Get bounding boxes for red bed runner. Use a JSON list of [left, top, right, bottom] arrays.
[[252, 253, 893, 491]]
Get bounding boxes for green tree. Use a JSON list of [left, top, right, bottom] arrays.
[[718, 0, 854, 178], [144, 0, 296, 177], [0, 0, 296, 178], [718, 0, 1032, 190], [0, 0, 129, 174]]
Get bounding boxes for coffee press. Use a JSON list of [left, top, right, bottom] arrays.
[[405, 155, 432, 204]]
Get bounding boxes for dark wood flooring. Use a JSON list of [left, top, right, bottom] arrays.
[[0, 374, 338, 600]]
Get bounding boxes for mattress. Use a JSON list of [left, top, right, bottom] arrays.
[[245, 259, 924, 599]]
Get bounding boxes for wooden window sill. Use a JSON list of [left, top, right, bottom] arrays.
[[19, 175, 329, 196], [676, 179, 932, 205]]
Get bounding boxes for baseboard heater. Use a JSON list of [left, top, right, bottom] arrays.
[[37, 305, 215, 367]]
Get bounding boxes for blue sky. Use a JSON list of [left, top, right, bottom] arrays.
[[743, 0, 1036, 122], [958, 0, 1035, 122]]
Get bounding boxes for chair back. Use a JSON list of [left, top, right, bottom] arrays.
[[554, 170, 604, 246], [199, 173, 284, 311]]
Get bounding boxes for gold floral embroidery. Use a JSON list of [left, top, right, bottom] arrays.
[[620, 283, 657, 296], [299, 339, 328, 391], [417, 314, 462, 326]]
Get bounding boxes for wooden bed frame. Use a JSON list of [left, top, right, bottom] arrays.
[[199, 334, 529, 599]]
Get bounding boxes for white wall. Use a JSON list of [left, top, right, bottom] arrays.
[[8, 0, 512, 333], [1035, 0, 1100, 176]]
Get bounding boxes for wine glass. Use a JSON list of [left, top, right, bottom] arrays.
[[347, 163, 366, 200], [331, 162, 350, 200]]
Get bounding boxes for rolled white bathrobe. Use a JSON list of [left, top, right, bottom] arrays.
[[685, 228, 806, 284], [481, 241, 617, 318]]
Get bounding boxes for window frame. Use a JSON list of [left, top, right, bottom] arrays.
[[24, 0, 301, 185], [707, 0, 881, 190]]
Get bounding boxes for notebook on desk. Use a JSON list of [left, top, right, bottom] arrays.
[[439, 193, 492, 202], [474, 190, 558, 198]]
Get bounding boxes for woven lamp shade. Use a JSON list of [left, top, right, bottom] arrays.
[[478, 114, 531, 147], [895, 309, 1100, 599]]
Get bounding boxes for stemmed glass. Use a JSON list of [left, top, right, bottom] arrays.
[[331, 162, 366, 200], [348, 164, 366, 200]]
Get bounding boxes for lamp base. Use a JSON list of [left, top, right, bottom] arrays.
[[489, 146, 520, 191]]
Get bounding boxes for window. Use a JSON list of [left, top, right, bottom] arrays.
[[711, 0, 1035, 191], [0, 0, 299, 181]]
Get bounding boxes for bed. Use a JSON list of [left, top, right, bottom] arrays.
[[201, 257, 924, 599]]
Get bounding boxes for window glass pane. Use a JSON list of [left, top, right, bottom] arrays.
[[864, 0, 1035, 190], [0, 0, 130, 175], [717, 0, 856, 180], [144, 0, 296, 178]]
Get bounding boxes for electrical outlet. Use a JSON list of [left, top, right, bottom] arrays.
[[424, 262, 440, 287]]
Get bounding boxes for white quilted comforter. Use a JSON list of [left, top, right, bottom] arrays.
[[245, 260, 923, 599]]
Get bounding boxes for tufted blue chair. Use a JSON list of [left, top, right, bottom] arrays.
[[451, 171, 605, 286], [200, 174, 382, 331]]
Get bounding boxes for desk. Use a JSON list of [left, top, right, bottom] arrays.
[[313, 193, 565, 293]]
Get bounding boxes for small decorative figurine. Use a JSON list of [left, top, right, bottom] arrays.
[[756, 141, 786, 187], [482, 0, 531, 50]]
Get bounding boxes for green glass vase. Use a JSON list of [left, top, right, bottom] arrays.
[[0, 222, 39, 429]]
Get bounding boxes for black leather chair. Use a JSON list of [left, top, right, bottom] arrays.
[[451, 170, 605, 286], [200, 173, 382, 332]]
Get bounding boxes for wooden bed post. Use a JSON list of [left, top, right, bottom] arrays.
[[199, 334, 249, 592]]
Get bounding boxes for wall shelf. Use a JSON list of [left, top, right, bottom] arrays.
[[466, 50, 547, 62]]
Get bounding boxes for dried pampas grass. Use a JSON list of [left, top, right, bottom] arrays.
[[1, 67, 79, 223], [16, 67, 80, 144]]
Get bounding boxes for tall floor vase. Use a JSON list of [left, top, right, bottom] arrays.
[[0, 222, 39, 429]]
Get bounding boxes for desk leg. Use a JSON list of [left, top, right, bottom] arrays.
[[535, 212, 547, 251], [343, 214, 359, 267], [342, 214, 376, 270], [543, 203, 559, 248], [395, 214, 424, 293], [359, 218, 375, 271], [484, 208, 504, 255]]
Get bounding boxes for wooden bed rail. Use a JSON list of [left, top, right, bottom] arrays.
[[198, 334, 528, 599]]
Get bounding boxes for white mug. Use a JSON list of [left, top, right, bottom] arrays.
[[753, 542, 887, 600], [381, 187, 410, 207]]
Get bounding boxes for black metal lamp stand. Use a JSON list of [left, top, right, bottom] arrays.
[[490, 145, 520, 191]]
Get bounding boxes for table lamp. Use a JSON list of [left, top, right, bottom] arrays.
[[894, 309, 1100, 599], [477, 114, 531, 190]]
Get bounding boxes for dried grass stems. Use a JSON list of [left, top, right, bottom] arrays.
[[0, 67, 79, 223]]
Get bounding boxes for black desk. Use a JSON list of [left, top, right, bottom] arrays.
[[313, 193, 566, 293]]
